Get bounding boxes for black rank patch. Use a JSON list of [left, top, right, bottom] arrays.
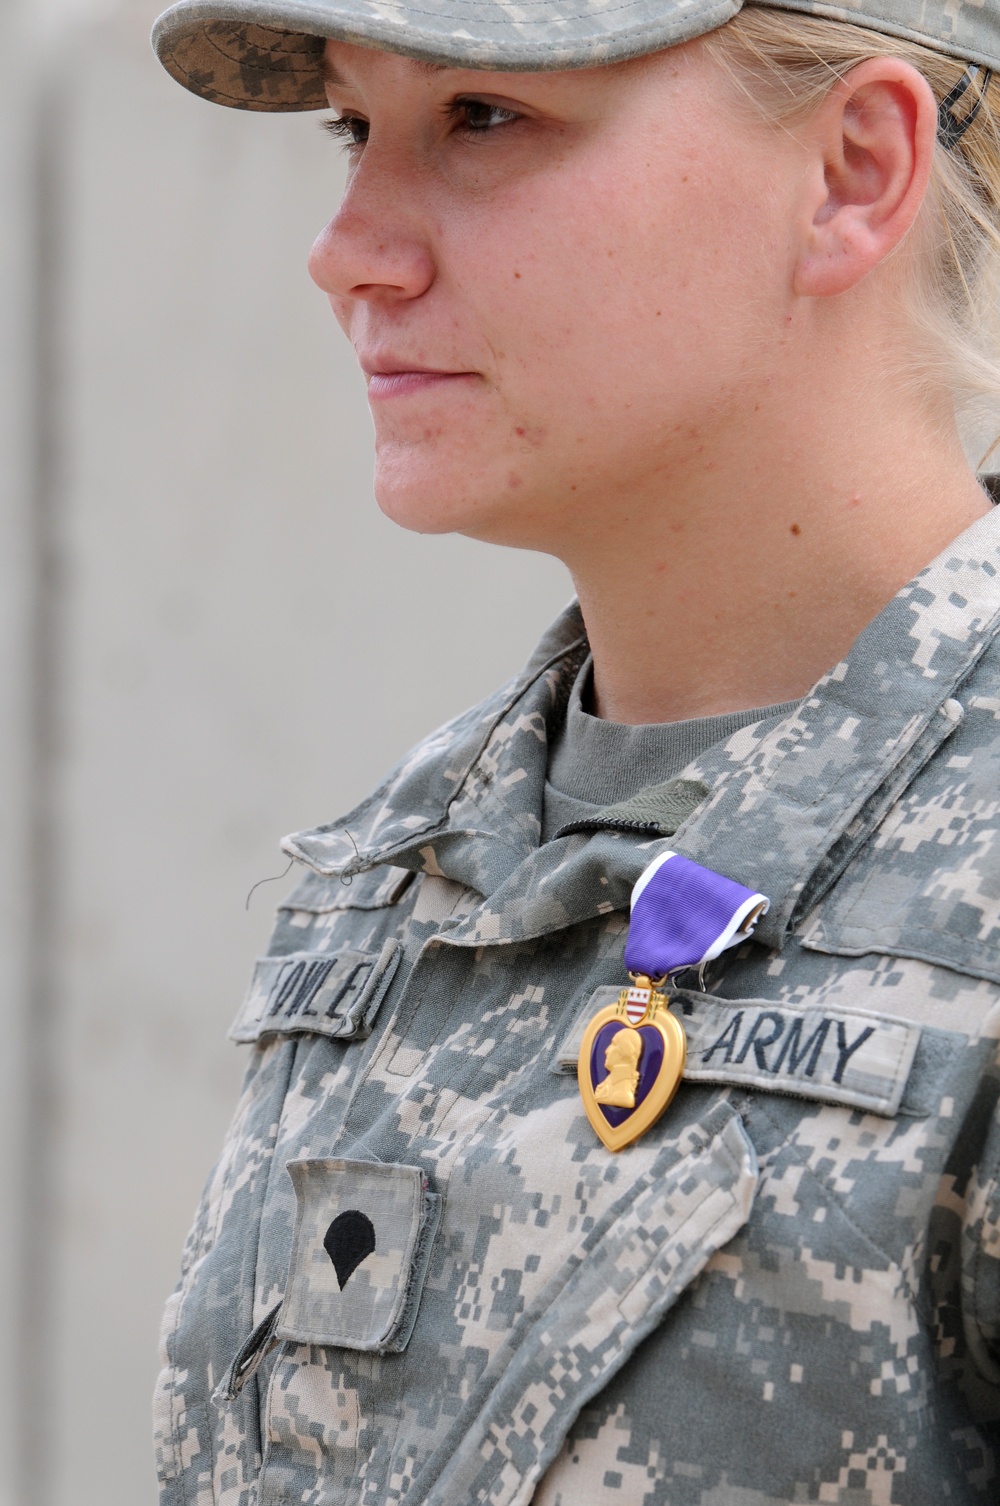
[[324, 1210, 376, 1290]]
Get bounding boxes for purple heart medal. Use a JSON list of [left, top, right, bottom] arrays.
[[578, 852, 769, 1151]]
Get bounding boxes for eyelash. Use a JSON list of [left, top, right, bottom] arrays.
[[322, 98, 520, 149], [322, 116, 367, 146]]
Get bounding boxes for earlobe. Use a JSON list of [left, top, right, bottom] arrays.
[[793, 60, 938, 299]]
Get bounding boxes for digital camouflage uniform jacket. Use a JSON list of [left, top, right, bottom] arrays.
[[155, 508, 1000, 1506]]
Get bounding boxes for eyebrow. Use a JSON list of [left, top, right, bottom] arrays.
[[320, 55, 448, 89]]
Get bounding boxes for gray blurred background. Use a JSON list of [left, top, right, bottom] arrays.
[[0, 3, 570, 1500]]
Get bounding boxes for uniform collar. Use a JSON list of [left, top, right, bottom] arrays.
[[283, 507, 1000, 949], [670, 505, 1000, 947], [282, 603, 589, 892]]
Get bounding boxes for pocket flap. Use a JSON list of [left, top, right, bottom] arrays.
[[418, 1105, 757, 1506], [278, 1159, 441, 1354], [229, 939, 402, 1044]]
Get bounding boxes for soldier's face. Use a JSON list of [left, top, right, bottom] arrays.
[[309, 40, 802, 555]]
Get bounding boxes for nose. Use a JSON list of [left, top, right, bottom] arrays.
[[308, 153, 437, 307]]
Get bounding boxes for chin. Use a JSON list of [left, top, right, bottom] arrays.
[[375, 488, 463, 537], [373, 453, 546, 547]]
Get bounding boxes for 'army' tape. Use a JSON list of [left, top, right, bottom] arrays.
[[561, 987, 921, 1118]]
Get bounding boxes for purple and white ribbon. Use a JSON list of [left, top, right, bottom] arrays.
[[623, 851, 769, 979]]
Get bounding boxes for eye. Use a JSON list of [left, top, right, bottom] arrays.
[[322, 114, 369, 149], [450, 98, 521, 135]]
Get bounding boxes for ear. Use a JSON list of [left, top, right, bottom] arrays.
[[794, 58, 938, 298]]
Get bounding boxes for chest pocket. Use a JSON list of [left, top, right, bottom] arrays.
[[413, 1103, 758, 1506], [229, 938, 402, 1044]]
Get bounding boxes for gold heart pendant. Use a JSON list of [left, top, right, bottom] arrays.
[[577, 976, 687, 1152]]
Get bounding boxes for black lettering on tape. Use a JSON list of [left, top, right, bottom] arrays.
[[701, 1011, 744, 1065], [733, 1011, 786, 1071], [832, 1020, 876, 1084], [771, 1017, 831, 1079], [270, 960, 306, 1016], [322, 961, 369, 1018]]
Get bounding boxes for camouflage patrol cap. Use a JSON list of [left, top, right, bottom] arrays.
[[153, 0, 1000, 111]]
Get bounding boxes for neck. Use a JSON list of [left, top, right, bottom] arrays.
[[560, 357, 989, 726]]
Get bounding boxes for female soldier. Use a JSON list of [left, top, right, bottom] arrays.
[[151, 0, 1000, 1500]]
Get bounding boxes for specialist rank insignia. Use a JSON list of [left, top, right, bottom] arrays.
[[578, 850, 769, 1151]]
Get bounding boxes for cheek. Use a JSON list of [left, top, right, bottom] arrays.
[[476, 182, 747, 416], [367, 143, 790, 539]]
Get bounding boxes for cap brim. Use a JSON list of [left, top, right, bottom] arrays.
[[153, 0, 1000, 112], [152, 0, 741, 110]]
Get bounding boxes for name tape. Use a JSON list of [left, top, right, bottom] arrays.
[[230, 940, 401, 1044], [556, 987, 921, 1117]]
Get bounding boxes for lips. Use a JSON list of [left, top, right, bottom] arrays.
[[361, 355, 460, 378], [364, 365, 478, 399]]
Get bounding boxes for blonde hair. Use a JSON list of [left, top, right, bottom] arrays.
[[702, 6, 1000, 467]]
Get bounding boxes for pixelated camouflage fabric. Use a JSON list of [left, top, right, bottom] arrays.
[[151, 0, 1000, 111], [155, 508, 1000, 1506]]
